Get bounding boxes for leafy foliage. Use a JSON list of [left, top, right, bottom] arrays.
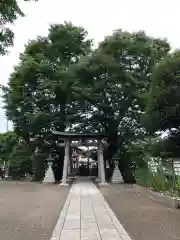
[[0, 131, 34, 179], [0, 0, 38, 54], [73, 30, 170, 181], [146, 50, 180, 133], [8, 141, 33, 179], [151, 135, 180, 158], [2, 22, 92, 180], [135, 168, 174, 193], [146, 50, 180, 158], [2, 24, 172, 182], [0, 131, 17, 165]]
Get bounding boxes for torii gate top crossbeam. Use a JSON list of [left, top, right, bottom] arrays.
[[52, 131, 107, 140]]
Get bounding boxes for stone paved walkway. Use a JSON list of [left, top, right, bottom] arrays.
[[51, 179, 131, 240]]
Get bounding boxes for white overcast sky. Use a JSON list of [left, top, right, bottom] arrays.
[[0, 0, 179, 132]]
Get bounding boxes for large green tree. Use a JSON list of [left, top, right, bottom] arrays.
[[73, 30, 170, 181], [145, 50, 180, 157], [2, 22, 92, 180], [2, 25, 171, 182]]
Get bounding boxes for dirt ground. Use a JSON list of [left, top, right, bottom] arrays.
[[100, 184, 180, 240], [0, 181, 69, 240]]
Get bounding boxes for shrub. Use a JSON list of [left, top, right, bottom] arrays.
[[135, 168, 174, 193], [150, 172, 167, 192], [135, 168, 153, 187], [175, 176, 180, 195]]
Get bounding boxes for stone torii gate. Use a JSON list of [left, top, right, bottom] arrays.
[[53, 131, 108, 186]]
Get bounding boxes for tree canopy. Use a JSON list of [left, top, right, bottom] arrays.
[[72, 30, 170, 179], [2, 22, 92, 180], [2, 22, 172, 181], [146, 50, 180, 132], [0, 0, 37, 55], [145, 50, 180, 158]]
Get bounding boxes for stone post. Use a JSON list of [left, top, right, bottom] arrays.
[[95, 144, 101, 182], [98, 153, 101, 179], [76, 157, 79, 175], [98, 140, 107, 185], [60, 140, 70, 186], [68, 162, 71, 174]]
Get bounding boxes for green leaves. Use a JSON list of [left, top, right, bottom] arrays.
[[2, 21, 173, 181], [0, 28, 14, 55], [0, 131, 17, 164], [144, 50, 180, 159], [145, 50, 180, 133], [0, 0, 38, 55], [2, 22, 93, 180]]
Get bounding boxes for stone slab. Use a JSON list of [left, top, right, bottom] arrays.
[[60, 230, 80, 240], [100, 229, 121, 240], [81, 229, 101, 240]]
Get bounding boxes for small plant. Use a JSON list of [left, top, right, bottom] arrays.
[[150, 172, 167, 192], [135, 168, 153, 187], [175, 176, 180, 196], [135, 168, 174, 193]]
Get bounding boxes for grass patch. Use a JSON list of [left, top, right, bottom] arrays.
[[135, 168, 175, 194]]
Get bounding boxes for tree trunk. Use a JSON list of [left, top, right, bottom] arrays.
[[119, 158, 136, 183]]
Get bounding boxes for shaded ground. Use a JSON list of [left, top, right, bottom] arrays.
[[0, 181, 69, 240], [100, 184, 180, 240]]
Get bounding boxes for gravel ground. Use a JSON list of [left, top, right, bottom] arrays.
[[100, 184, 180, 240], [0, 181, 70, 240]]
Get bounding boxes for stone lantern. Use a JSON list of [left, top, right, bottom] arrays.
[[42, 154, 55, 184], [111, 158, 124, 184]]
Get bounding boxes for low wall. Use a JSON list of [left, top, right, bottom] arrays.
[[134, 184, 180, 209]]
